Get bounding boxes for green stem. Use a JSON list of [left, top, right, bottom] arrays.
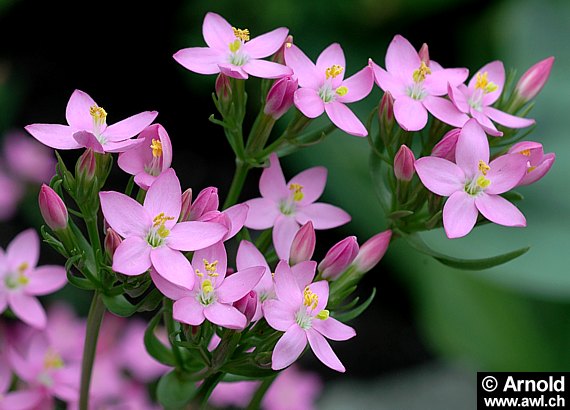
[[246, 375, 278, 410], [79, 292, 106, 410], [223, 160, 251, 209], [195, 371, 225, 408], [84, 216, 102, 259], [163, 299, 184, 369]]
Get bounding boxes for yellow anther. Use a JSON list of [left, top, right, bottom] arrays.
[[520, 149, 531, 157], [476, 175, 491, 189], [203, 259, 219, 277], [89, 105, 107, 123], [475, 72, 498, 93], [478, 160, 490, 176], [232, 27, 250, 41], [336, 86, 349, 96], [44, 350, 64, 370], [316, 309, 329, 320], [285, 42, 292, 48], [17, 275, 29, 285], [229, 39, 242, 53], [289, 183, 304, 202], [271, 271, 275, 278], [412, 61, 432, 83], [201, 279, 214, 294], [150, 139, 163, 158], [325, 65, 344, 80], [196, 270, 204, 278], [17, 262, 29, 273], [153, 212, 175, 228], [303, 287, 319, 310], [527, 166, 537, 173], [156, 225, 170, 238]]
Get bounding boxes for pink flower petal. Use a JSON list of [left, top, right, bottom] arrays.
[[173, 297, 205, 326], [168, 221, 228, 251], [24, 124, 78, 150], [273, 215, 301, 261], [263, 299, 296, 331], [294, 88, 325, 119], [307, 281, 329, 313], [274, 260, 302, 310], [369, 60, 406, 97], [144, 169, 181, 227], [295, 203, 351, 230], [202, 12, 235, 50], [470, 108, 503, 137], [150, 269, 190, 299], [173, 47, 225, 75], [468, 61, 504, 105], [223, 203, 248, 240], [325, 101, 367, 137], [520, 153, 555, 186], [284, 45, 321, 89], [217, 266, 265, 304], [104, 111, 158, 142], [291, 261, 316, 288], [443, 191, 478, 239], [243, 27, 289, 58], [243, 59, 292, 79], [424, 68, 469, 96], [393, 96, 428, 131], [312, 317, 356, 341], [484, 107, 535, 129], [287, 166, 327, 206], [204, 303, 247, 330], [272, 325, 307, 370], [134, 172, 158, 190], [1, 389, 45, 410], [8, 293, 46, 329], [7, 229, 39, 271], [259, 153, 289, 201], [102, 138, 145, 153], [192, 241, 228, 285], [112, 236, 152, 276], [456, 118, 490, 179], [237, 240, 270, 272], [475, 193, 526, 228], [485, 154, 528, 194], [0, 292, 7, 313], [385, 35, 421, 81], [414, 157, 464, 196], [423, 95, 469, 127], [99, 191, 151, 237], [316, 43, 345, 86], [306, 328, 345, 372], [244, 198, 280, 229], [65, 89, 96, 130], [151, 246, 194, 289], [25, 266, 66, 296], [218, 63, 249, 80], [336, 66, 374, 104], [448, 84, 470, 113], [72, 131, 105, 153]]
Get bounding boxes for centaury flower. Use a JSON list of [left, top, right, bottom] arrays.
[[507, 141, 555, 186]]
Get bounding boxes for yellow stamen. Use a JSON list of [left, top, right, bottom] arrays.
[[325, 65, 344, 80], [412, 61, 431, 83], [153, 212, 175, 227], [229, 39, 242, 53], [336, 86, 349, 96], [156, 225, 170, 238], [289, 183, 304, 202], [89, 105, 107, 124], [232, 27, 250, 41], [17, 262, 29, 273], [475, 72, 498, 93], [285, 42, 292, 48], [17, 275, 29, 285], [520, 149, 531, 157], [303, 287, 319, 310], [476, 175, 491, 189], [196, 270, 204, 278], [44, 350, 64, 369], [316, 309, 329, 320], [202, 279, 214, 294], [151, 139, 163, 158], [478, 160, 490, 176], [203, 259, 219, 277], [527, 166, 537, 173]]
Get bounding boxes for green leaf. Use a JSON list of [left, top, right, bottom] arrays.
[[102, 289, 161, 317], [405, 233, 530, 271], [144, 311, 177, 366], [501, 191, 524, 202], [156, 370, 197, 410], [221, 357, 277, 379], [334, 288, 376, 322]]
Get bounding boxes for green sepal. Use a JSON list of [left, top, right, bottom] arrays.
[[333, 288, 376, 322]]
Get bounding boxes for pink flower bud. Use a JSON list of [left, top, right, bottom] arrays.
[[352, 230, 392, 274], [179, 188, 193, 221], [319, 236, 359, 280], [104, 227, 122, 260], [76, 148, 96, 182], [507, 141, 556, 186], [39, 184, 68, 230], [189, 187, 219, 221], [394, 145, 415, 181], [289, 221, 316, 265], [379, 91, 394, 124], [431, 128, 460, 162], [264, 76, 298, 119], [418, 43, 430, 66], [215, 73, 232, 103], [234, 290, 257, 325], [515, 56, 554, 102]]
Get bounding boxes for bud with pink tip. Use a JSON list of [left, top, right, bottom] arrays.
[[188, 187, 219, 221], [39, 184, 68, 231], [352, 230, 392, 274], [289, 221, 316, 265], [264, 76, 298, 119], [104, 227, 122, 260], [234, 290, 257, 325], [76, 148, 96, 182], [379, 91, 394, 125], [179, 188, 193, 222], [394, 145, 415, 181], [515, 57, 554, 103], [418, 43, 430, 66], [215, 73, 232, 103], [431, 128, 460, 162], [319, 236, 359, 280]]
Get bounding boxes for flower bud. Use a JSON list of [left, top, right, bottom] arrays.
[[104, 227, 122, 260], [188, 187, 219, 221], [289, 221, 316, 265], [264, 76, 298, 119], [507, 141, 556, 186], [234, 290, 257, 325], [319, 236, 359, 280], [215, 73, 232, 103], [394, 145, 415, 181], [379, 91, 395, 128], [431, 128, 460, 162], [515, 56, 554, 103], [76, 148, 96, 182], [352, 230, 392, 274], [418, 43, 430, 66], [39, 184, 68, 231], [179, 188, 193, 222]]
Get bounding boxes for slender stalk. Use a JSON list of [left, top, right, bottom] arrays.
[[84, 216, 102, 260], [246, 375, 278, 410], [194, 371, 225, 409], [163, 299, 184, 369], [79, 292, 106, 410], [222, 160, 251, 209]]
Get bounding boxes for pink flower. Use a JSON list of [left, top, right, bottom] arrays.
[[285, 43, 373, 136], [118, 124, 173, 190], [173, 12, 292, 80], [244, 154, 350, 260], [153, 242, 265, 330], [393, 144, 415, 181], [289, 221, 316, 266], [0, 229, 66, 328], [3, 131, 55, 184], [318, 236, 359, 280], [507, 141, 555, 186], [183, 187, 219, 222], [265, 76, 298, 119], [370, 35, 469, 131], [209, 381, 259, 408], [351, 230, 392, 274], [448, 61, 535, 136], [25, 89, 157, 153], [515, 57, 554, 103], [99, 169, 228, 289], [263, 261, 355, 372], [262, 365, 322, 410], [431, 128, 460, 161], [415, 119, 528, 238], [39, 184, 68, 231]]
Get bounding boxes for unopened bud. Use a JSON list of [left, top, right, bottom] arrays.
[[431, 128, 460, 162], [379, 91, 395, 127], [76, 148, 96, 182], [319, 236, 359, 280], [188, 187, 219, 221], [234, 290, 257, 325], [394, 145, 415, 181], [39, 184, 68, 231], [515, 56, 554, 103], [352, 230, 392, 274], [264, 76, 298, 119], [104, 228, 122, 260], [179, 188, 193, 221], [289, 221, 315, 265], [418, 43, 430, 66], [215, 73, 232, 103]]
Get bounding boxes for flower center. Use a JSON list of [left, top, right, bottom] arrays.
[[145, 139, 163, 177], [303, 287, 318, 310], [232, 27, 250, 42], [196, 259, 220, 279], [196, 278, 217, 306], [464, 160, 492, 196], [44, 350, 64, 370], [289, 183, 304, 202], [325, 65, 344, 80], [406, 62, 431, 101], [151, 139, 162, 157], [146, 212, 174, 247], [520, 149, 531, 157], [412, 61, 431, 83], [295, 288, 329, 329], [4, 262, 30, 290], [228, 27, 250, 66], [474, 72, 498, 94], [89, 105, 107, 141]]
